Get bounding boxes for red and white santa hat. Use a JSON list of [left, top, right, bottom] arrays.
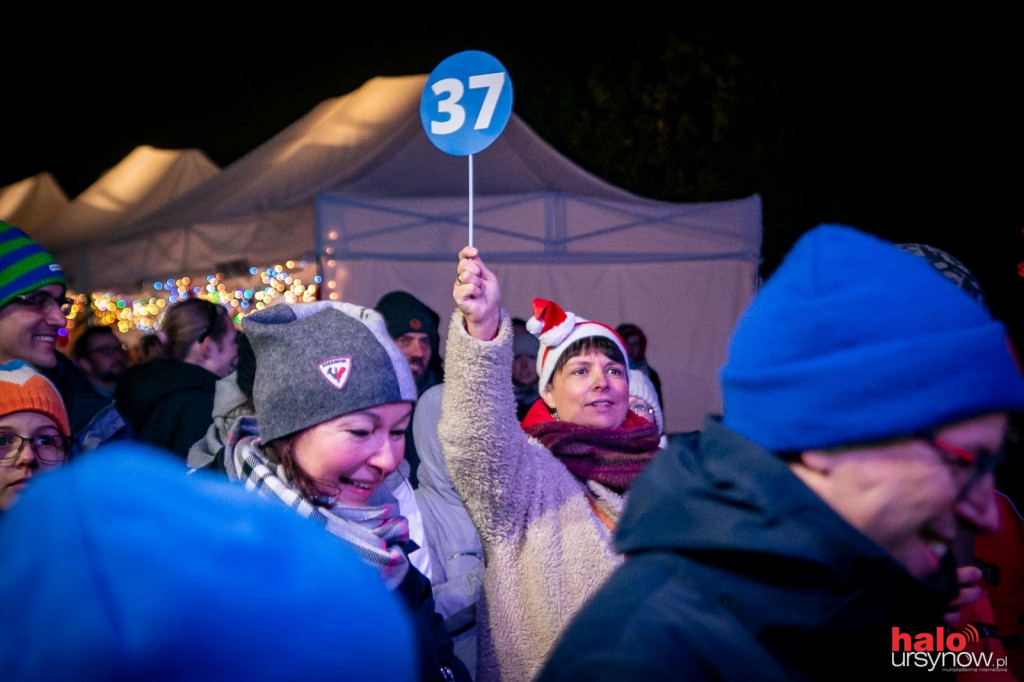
[[526, 298, 628, 390]]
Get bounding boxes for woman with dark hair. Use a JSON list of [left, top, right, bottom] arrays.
[[439, 246, 661, 682], [114, 298, 237, 459]]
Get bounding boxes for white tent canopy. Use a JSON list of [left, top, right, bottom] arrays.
[[59, 74, 762, 432], [28, 146, 220, 281], [0, 172, 69, 230], [318, 191, 761, 433]]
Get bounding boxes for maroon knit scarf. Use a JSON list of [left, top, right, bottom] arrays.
[[522, 401, 660, 493]]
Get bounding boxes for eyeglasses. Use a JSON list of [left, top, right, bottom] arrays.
[[0, 432, 71, 465], [629, 401, 655, 416], [8, 292, 74, 317], [916, 430, 1005, 501]]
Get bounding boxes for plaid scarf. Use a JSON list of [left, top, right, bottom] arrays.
[[522, 400, 660, 492], [223, 430, 412, 590]]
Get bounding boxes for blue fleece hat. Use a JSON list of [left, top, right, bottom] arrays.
[[720, 224, 1024, 452], [0, 443, 416, 682]]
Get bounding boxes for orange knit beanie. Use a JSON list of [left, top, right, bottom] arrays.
[[0, 361, 70, 436]]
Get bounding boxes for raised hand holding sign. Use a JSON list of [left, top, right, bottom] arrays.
[[421, 50, 513, 245]]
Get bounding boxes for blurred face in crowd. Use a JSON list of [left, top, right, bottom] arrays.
[[0, 285, 68, 369], [793, 412, 1006, 579], [78, 331, 129, 386], [623, 333, 644, 364], [543, 343, 629, 429], [512, 353, 538, 387], [290, 402, 412, 507], [0, 411, 67, 510], [628, 397, 655, 424], [394, 332, 431, 383], [204, 323, 238, 379]]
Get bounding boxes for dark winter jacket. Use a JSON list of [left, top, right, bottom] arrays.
[[42, 352, 110, 438], [539, 417, 957, 681], [114, 359, 218, 460], [395, 559, 473, 682]]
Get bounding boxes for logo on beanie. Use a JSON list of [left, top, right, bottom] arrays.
[[318, 357, 352, 390], [409, 318, 422, 331]]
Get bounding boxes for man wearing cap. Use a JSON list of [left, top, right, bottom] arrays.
[[538, 224, 1024, 681], [0, 222, 100, 437], [376, 291, 445, 396], [376, 291, 445, 488]]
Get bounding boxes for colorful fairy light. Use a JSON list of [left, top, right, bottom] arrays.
[[66, 260, 318, 334]]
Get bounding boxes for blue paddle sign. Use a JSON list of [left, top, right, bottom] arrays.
[[421, 50, 513, 156]]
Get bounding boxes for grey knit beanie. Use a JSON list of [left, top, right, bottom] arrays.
[[243, 302, 418, 443]]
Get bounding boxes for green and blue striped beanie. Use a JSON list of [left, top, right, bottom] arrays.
[[0, 222, 66, 309]]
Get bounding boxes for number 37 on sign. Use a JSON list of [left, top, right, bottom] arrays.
[[420, 50, 513, 157]]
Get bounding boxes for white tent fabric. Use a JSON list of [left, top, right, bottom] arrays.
[[60, 74, 762, 432], [28, 146, 220, 281], [0, 172, 69, 230], [318, 192, 761, 433]]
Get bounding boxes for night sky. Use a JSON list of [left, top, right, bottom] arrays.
[[5, 19, 1022, 340]]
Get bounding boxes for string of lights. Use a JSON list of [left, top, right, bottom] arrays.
[[64, 260, 320, 336]]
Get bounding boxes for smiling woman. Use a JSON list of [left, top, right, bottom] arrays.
[[440, 246, 662, 682], [212, 300, 471, 682], [277, 402, 412, 507]]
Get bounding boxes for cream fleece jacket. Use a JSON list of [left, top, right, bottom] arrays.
[[438, 310, 625, 682]]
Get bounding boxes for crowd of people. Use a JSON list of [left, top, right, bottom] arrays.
[[1, 216, 1023, 681]]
